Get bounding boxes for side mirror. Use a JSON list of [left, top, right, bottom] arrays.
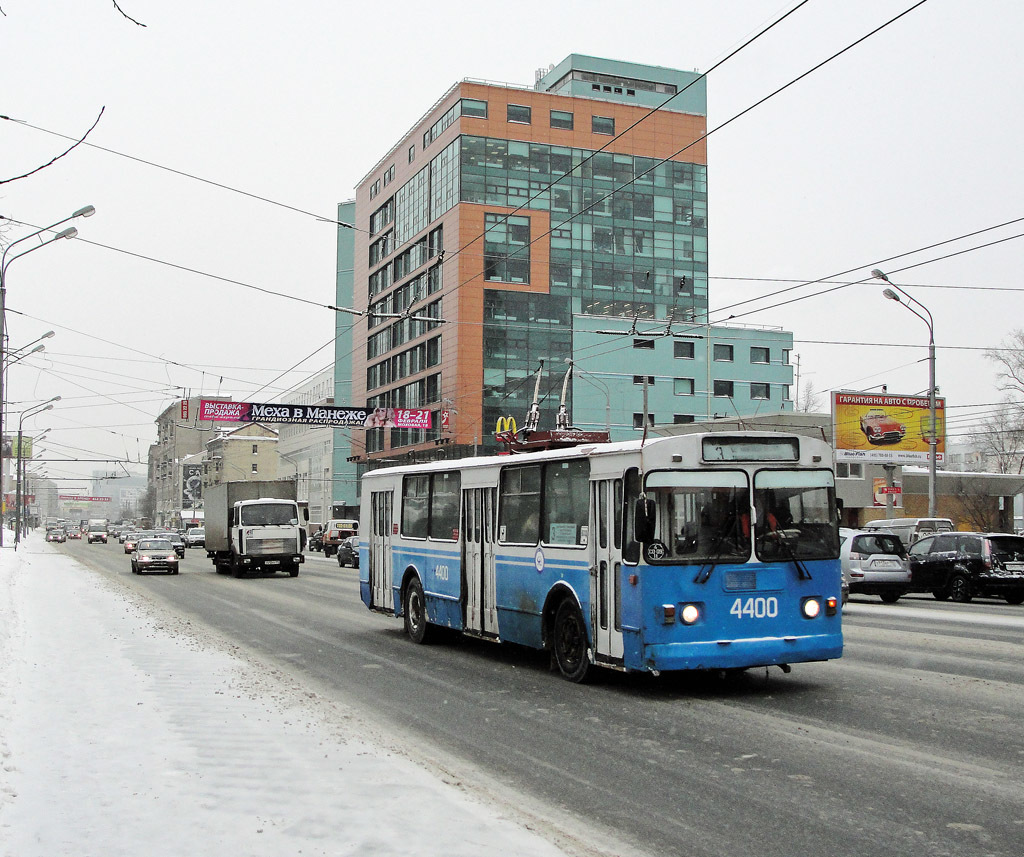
[[634, 497, 656, 543]]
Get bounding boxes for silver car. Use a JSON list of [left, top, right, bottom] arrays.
[[839, 528, 911, 603]]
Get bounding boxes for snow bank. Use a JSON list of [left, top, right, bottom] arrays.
[[0, 535, 581, 857]]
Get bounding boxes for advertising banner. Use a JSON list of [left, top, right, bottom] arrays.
[[182, 463, 203, 508], [833, 392, 945, 465], [57, 495, 112, 502], [199, 399, 431, 430]]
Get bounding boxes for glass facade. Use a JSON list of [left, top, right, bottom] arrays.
[[459, 134, 709, 438]]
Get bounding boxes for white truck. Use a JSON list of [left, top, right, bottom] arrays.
[[205, 481, 307, 578], [87, 518, 109, 544]]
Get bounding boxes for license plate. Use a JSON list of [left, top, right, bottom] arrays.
[[872, 560, 901, 569], [265, 560, 280, 566], [1005, 562, 1024, 572]]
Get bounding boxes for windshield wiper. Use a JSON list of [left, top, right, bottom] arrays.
[[695, 518, 743, 584], [761, 528, 812, 580]]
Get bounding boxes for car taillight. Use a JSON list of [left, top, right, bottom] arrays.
[[849, 551, 866, 560], [982, 540, 993, 569]]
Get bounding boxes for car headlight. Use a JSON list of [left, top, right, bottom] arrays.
[[140, 555, 152, 562]]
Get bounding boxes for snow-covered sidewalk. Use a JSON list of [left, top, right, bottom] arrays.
[[0, 533, 583, 857]]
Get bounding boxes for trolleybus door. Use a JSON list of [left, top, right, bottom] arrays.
[[462, 487, 498, 636], [369, 490, 393, 611], [591, 479, 624, 661]]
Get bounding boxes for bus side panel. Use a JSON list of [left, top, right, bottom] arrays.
[[393, 545, 464, 630], [493, 553, 591, 649]]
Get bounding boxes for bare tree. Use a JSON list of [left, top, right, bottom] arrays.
[[1, 107, 105, 186], [797, 380, 824, 413], [967, 399, 1024, 474], [948, 477, 1001, 531], [987, 330, 1024, 404]]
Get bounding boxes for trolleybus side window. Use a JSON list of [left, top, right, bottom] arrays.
[[752, 469, 839, 562], [499, 464, 542, 544], [623, 468, 641, 563], [402, 475, 430, 539], [430, 471, 461, 541], [541, 459, 589, 546], [401, 471, 462, 541]]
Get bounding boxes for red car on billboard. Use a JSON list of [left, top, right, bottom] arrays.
[[860, 408, 907, 444]]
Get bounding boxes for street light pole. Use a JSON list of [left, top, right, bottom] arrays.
[[872, 269, 938, 517], [1, 206, 91, 544], [14, 398, 59, 548]]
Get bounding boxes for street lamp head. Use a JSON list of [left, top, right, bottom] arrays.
[[56, 227, 78, 240], [871, 269, 891, 283], [882, 288, 901, 302], [73, 205, 96, 219], [41, 330, 55, 339]]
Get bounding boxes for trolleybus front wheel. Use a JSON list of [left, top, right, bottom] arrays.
[[553, 599, 591, 683]]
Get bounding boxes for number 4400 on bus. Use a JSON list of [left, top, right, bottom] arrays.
[[359, 431, 843, 682]]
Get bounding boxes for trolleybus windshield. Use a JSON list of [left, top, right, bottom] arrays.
[[643, 470, 750, 564], [752, 469, 839, 562]]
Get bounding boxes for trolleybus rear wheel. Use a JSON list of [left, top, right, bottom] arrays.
[[404, 577, 432, 644]]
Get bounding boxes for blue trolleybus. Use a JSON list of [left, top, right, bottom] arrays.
[[359, 430, 843, 682]]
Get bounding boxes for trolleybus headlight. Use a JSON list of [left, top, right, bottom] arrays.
[[680, 604, 701, 625], [801, 597, 821, 619]]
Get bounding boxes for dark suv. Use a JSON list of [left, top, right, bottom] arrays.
[[907, 532, 1024, 604]]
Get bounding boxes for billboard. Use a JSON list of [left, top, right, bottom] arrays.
[[182, 463, 203, 509], [832, 392, 945, 465], [199, 399, 431, 429]]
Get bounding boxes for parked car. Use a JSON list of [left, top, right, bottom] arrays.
[[860, 517, 954, 546], [907, 532, 1024, 604], [184, 527, 205, 548], [131, 538, 180, 575], [308, 529, 324, 552], [859, 408, 907, 445], [839, 528, 911, 602], [336, 536, 360, 568], [46, 527, 67, 543]]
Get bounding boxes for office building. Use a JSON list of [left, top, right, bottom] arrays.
[[335, 54, 794, 476]]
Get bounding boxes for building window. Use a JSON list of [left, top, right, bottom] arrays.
[[750, 382, 770, 400], [674, 378, 695, 396], [674, 341, 694, 359], [251, 463, 258, 474], [632, 339, 655, 350], [408, 145, 415, 163], [252, 444, 258, 454], [835, 462, 864, 479], [633, 413, 655, 429], [714, 380, 734, 398], [592, 115, 615, 135], [507, 104, 532, 124], [713, 344, 734, 362], [383, 165, 395, 187], [483, 213, 530, 283], [673, 414, 695, 424], [461, 98, 488, 118], [750, 346, 770, 364], [633, 375, 655, 385], [550, 110, 574, 130]]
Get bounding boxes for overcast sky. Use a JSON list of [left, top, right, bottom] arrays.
[[2, 0, 1021, 486]]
